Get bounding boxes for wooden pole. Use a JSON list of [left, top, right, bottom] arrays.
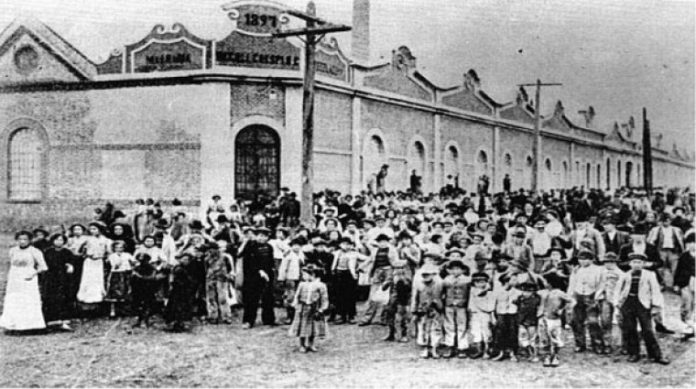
[[300, 2, 317, 226], [532, 79, 541, 191]]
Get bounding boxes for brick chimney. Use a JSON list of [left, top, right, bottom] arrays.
[[352, 0, 370, 63]]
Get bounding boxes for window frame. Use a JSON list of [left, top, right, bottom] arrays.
[[2, 119, 48, 204]]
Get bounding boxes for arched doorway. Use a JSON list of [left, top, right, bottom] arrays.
[[362, 134, 386, 191], [445, 145, 459, 188], [235, 125, 280, 201], [625, 161, 633, 187], [586, 163, 591, 188]]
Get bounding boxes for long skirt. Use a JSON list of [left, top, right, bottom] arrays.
[[0, 265, 46, 330], [40, 270, 73, 322], [105, 271, 131, 302], [289, 303, 327, 339], [333, 270, 357, 319], [77, 258, 105, 304]]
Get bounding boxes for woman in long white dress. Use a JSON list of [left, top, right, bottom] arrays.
[[0, 230, 48, 331], [76, 222, 111, 304]]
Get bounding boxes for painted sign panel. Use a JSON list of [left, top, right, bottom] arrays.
[[124, 24, 212, 73], [215, 31, 300, 70]]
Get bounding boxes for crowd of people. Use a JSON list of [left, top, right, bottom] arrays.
[[1, 184, 694, 367]]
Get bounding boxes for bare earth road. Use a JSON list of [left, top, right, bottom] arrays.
[[0, 234, 693, 388]]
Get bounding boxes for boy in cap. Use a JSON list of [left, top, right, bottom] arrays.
[[539, 272, 575, 367], [614, 253, 670, 364], [411, 263, 444, 359], [359, 234, 403, 326], [239, 227, 277, 328], [467, 272, 495, 358], [490, 270, 521, 361], [204, 242, 234, 324], [514, 280, 542, 362], [278, 237, 306, 324], [441, 259, 471, 358], [596, 252, 625, 354], [567, 249, 603, 353]]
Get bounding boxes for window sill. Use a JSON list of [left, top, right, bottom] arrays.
[[6, 199, 42, 204]]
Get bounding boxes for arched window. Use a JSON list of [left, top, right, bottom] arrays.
[[586, 163, 591, 187], [445, 145, 459, 186], [606, 158, 611, 188], [504, 153, 512, 167], [8, 127, 44, 201], [235, 125, 280, 200], [617, 160, 622, 187], [562, 161, 569, 187], [597, 164, 601, 188], [544, 158, 553, 189]]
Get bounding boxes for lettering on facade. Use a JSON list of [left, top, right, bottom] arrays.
[[216, 50, 299, 67], [133, 40, 205, 73]]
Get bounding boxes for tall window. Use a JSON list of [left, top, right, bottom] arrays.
[[8, 127, 43, 201]]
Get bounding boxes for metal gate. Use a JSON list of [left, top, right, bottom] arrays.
[[234, 125, 280, 201]]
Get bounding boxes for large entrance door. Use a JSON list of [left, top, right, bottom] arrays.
[[235, 125, 280, 201]]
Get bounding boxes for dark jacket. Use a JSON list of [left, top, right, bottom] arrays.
[[602, 230, 630, 255], [674, 251, 695, 289]]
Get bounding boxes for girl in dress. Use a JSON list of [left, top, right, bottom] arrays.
[[0, 231, 48, 332], [77, 222, 111, 310], [289, 264, 329, 353], [105, 240, 136, 317], [40, 233, 75, 331]]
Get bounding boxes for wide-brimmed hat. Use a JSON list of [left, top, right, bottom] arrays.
[[188, 219, 205, 230], [420, 263, 440, 275], [471, 272, 490, 282], [548, 247, 567, 260], [87, 221, 107, 233], [255, 227, 272, 236], [32, 226, 49, 237], [68, 223, 87, 234], [601, 252, 620, 263], [512, 229, 526, 238], [627, 252, 650, 262], [577, 249, 595, 260], [446, 259, 467, 270], [445, 248, 465, 257], [154, 218, 172, 229]]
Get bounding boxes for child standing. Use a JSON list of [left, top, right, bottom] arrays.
[[204, 242, 234, 324], [289, 265, 329, 353], [441, 259, 471, 358], [331, 237, 361, 324], [596, 252, 625, 354], [131, 253, 162, 327], [411, 263, 444, 359], [514, 281, 542, 362], [491, 272, 521, 361], [279, 237, 305, 324], [105, 241, 135, 317], [539, 272, 575, 367], [467, 272, 495, 358], [164, 253, 196, 332]]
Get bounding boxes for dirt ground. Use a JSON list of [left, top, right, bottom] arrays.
[[0, 233, 694, 388]]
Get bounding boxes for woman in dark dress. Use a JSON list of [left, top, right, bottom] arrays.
[[40, 233, 76, 331]]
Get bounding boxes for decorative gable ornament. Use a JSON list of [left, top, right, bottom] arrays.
[[463, 69, 480, 92], [391, 46, 416, 72]]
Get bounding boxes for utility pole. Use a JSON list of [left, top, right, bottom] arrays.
[[272, 2, 350, 226], [642, 107, 653, 195], [517, 79, 562, 191]]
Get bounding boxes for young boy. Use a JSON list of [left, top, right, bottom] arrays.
[[596, 252, 625, 354], [491, 272, 521, 361], [204, 242, 234, 324], [468, 272, 495, 358], [164, 252, 196, 332], [279, 237, 306, 324], [441, 259, 471, 358], [567, 249, 603, 353], [514, 281, 542, 362], [539, 272, 575, 367], [131, 253, 163, 328], [411, 263, 444, 359]]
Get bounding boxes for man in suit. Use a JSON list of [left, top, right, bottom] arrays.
[[602, 214, 630, 255], [647, 213, 685, 289], [614, 253, 670, 364], [239, 227, 276, 328], [618, 223, 673, 335], [570, 215, 606, 261]]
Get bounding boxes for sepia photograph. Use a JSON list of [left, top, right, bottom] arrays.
[[0, 0, 694, 387]]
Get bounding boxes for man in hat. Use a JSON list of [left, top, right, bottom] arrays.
[[441, 259, 472, 358], [279, 192, 301, 227], [596, 252, 625, 354], [671, 206, 691, 234], [674, 232, 695, 338], [602, 214, 630, 255], [570, 216, 605, 261], [503, 228, 534, 267], [530, 219, 552, 273], [238, 227, 276, 328], [647, 213, 684, 289], [567, 249, 603, 353], [358, 234, 404, 326], [615, 253, 670, 364]]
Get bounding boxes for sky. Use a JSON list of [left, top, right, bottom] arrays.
[[0, 0, 693, 151]]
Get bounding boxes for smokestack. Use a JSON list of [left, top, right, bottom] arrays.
[[352, 0, 370, 63]]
